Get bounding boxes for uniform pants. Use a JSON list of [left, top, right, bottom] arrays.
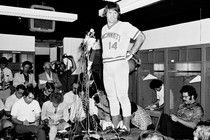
[[103, 60, 131, 117]]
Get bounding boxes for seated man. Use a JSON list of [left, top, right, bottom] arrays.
[[159, 85, 204, 139], [4, 84, 26, 128], [11, 88, 46, 140], [0, 99, 13, 131], [64, 83, 85, 123], [36, 82, 55, 107], [130, 102, 152, 131], [93, 90, 112, 131], [146, 79, 164, 110], [38, 62, 62, 91], [41, 92, 70, 140]]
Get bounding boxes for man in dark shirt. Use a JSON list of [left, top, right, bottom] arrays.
[[159, 85, 204, 139], [57, 55, 77, 93]]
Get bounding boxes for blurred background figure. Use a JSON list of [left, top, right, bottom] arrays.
[[38, 61, 62, 91], [55, 54, 77, 93], [0, 57, 13, 103]]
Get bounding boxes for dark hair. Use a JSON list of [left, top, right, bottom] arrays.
[[131, 102, 138, 114], [45, 82, 55, 90], [16, 84, 26, 91], [49, 92, 64, 104], [149, 79, 163, 90], [22, 61, 33, 70], [23, 87, 35, 97], [0, 57, 8, 65], [180, 85, 198, 99], [139, 130, 165, 140], [103, 2, 121, 19]]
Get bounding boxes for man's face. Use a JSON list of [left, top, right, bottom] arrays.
[[44, 62, 52, 70], [45, 88, 53, 96], [72, 84, 79, 94], [24, 92, 34, 104], [59, 64, 65, 72], [15, 89, 24, 99], [0, 63, 6, 69], [23, 64, 30, 73], [155, 86, 162, 92], [181, 92, 192, 104], [106, 9, 118, 24]]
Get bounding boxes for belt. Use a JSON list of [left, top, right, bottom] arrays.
[[29, 121, 36, 124]]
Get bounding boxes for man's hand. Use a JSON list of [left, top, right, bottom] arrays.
[[126, 52, 133, 61], [170, 114, 179, 122], [23, 120, 29, 126]]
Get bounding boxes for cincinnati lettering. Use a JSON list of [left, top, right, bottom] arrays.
[[102, 32, 120, 41]]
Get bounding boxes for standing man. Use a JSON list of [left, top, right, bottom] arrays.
[[56, 55, 77, 93], [101, 2, 145, 136]]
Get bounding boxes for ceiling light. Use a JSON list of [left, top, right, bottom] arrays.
[[99, 0, 162, 16], [0, 5, 78, 22]]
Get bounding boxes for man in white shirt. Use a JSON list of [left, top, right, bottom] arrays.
[[0, 57, 13, 103], [42, 92, 70, 140], [5, 84, 25, 117], [146, 79, 164, 110], [11, 88, 46, 140]]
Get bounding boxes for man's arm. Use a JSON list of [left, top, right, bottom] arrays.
[[129, 32, 145, 55], [12, 116, 23, 125], [69, 56, 76, 73], [170, 114, 197, 129]]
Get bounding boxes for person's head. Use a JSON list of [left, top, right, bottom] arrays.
[[72, 83, 79, 94], [149, 79, 163, 92], [23, 88, 35, 104], [44, 82, 55, 96], [194, 121, 210, 140], [180, 85, 198, 104], [0, 57, 8, 69], [49, 92, 64, 108], [21, 61, 33, 73], [139, 130, 166, 140], [103, 2, 120, 24], [58, 62, 66, 72], [43, 62, 52, 71], [15, 84, 26, 99]]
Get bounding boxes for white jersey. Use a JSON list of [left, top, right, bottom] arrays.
[[101, 21, 140, 63]]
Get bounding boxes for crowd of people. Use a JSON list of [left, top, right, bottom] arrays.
[[0, 1, 208, 140]]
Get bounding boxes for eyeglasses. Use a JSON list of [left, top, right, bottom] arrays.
[[47, 89, 53, 93], [181, 95, 189, 99]]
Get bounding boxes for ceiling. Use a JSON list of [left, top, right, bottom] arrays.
[[0, 0, 210, 42]]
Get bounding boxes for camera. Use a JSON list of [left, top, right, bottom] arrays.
[[62, 54, 73, 59]]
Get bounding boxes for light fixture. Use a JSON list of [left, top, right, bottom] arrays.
[[0, 5, 78, 22], [99, 0, 162, 16]]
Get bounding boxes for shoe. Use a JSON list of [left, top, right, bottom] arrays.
[[118, 129, 131, 137], [104, 126, 116, 134]]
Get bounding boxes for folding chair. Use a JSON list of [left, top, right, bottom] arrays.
[[146, 110, 162, 131]]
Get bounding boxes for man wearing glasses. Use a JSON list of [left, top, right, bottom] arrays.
[[11, 88, 46, 140], [159, 85, 204, 139]]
